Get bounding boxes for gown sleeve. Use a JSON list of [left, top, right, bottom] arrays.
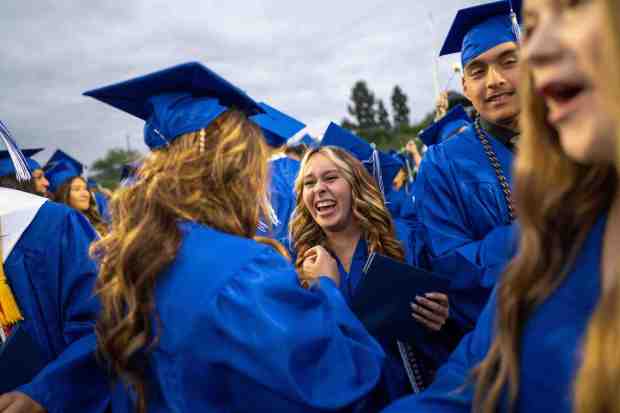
[[381, 289, 497, 413], [18, 209, 109, 413], [415, 148, 517, 327], [162, 246, 386, 412]]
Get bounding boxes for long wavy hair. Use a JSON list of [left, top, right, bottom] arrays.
[[290, 146, 405, 272], [472, 6, 618, 412], [573, 0, 620, 411], [55, 176, 108, 235], [92, 110, 275, 413]]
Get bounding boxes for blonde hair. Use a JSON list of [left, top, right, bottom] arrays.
[[574, 1, 620, 412], [472, 13, 618, 412], [290, 146, 404, 272], [92, 110, 275, 413]]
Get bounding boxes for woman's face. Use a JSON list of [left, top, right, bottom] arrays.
[[31, 169, 49, 196], [301, 153, 355, 233], [69, 177, 91, 212], [523, 0, 616, 164]]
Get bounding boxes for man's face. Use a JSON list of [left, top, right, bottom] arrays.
[[462, 42, 521, 127]]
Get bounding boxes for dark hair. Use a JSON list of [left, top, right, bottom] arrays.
[[0, 174, 37, 194]]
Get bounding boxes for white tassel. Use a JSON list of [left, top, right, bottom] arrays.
[[508, 0, 521, 43], [0, 120, 31, 182]]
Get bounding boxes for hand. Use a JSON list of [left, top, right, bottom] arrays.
[[410, 292, 449, 331], [0, 392, 46, 413], [300, 246, 340, 287]]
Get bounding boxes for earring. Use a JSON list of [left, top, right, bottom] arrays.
[[199, 129, 206, 153]]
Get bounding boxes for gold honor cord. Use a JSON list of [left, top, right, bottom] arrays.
[[0, 223, 23, 328]]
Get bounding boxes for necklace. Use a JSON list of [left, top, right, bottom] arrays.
[[474, 115, 516, 222]]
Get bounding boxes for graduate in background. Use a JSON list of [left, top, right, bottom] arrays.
[[413, 0, 522, 335], [382, 0, 620, 411], [46, 162, 108, 236], [0, 125, 109, 413], [87, 178, 112, 224], [291, 125, 451, 397], [85, 62, 386, 413], [0, 148, 49, 197], [251, 103, 305, 244]]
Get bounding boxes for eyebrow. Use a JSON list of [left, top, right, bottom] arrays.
[[466, 48, 518, 70], [303, 169, 339, 179]]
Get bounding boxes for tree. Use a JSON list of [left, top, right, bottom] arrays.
[[347, 81, 377, 129], [391, 85, 410, 130], [89, 148, 142, 190], [376, 99, 391, 130]]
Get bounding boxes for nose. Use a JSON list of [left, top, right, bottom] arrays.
[[41, 177, 49, 189], [522, 17, 562, 68], [313, 179, 327, 195], [486, 65, 507, 89]]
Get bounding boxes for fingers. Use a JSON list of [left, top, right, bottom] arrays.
[[425, 292, 449, 306], [0, 393, 16, 412], [417, 295, 449, 319], [412, 313, 442, 331], [411, 301, 445, 325]]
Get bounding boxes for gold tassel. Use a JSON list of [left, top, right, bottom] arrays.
[[0, 221, 23, 327], [0, 270, 22, 327]]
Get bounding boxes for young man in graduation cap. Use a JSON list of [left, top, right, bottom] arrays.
[[0, 148, 49, 197], [413, 0, 521, 335], [0, 123, 109, 413]]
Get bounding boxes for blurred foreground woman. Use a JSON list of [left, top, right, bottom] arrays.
[[85, 62, 385, 413], [382, 0, 620, 412]]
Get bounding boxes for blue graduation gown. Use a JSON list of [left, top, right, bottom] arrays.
[[382, 215, 606, 413], [332, 221, 415, 401], [258, 156, 300, 244], [110, 221, 385, 413], [93, 191, 111, 223], [5, 201, 109, 412], [414, 125, 516, 330]]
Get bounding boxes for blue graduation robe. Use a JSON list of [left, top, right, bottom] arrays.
[[110, 221, 385, 413], [5, 201, 109, 412], [382, 214, 606, 413], [93, 191, 111, 223], [258, 156, 300, 244], [414, 124, 516, 331]]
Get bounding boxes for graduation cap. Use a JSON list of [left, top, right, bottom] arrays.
[[250, 102, 306, 148], [45, 149, 84, 175], [321, 123, 402, 196], [46, 162, 80, 194], [419, 105, 471, 147], [440, 0, 522, 68], [83, 62, 265, 150], [0, 148, 43, 177]]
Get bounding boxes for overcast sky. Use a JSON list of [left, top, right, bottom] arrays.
[[1, 0, 479, 169]]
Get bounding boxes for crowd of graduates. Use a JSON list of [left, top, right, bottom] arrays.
[[1, 0, 620, 411]]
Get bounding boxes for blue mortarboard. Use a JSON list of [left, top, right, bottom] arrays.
[[87, 178, 98, 189], [47, 162, 80, 194], [0, 148, 43, 177], [83, 62, 265, 150], [45, 149, 84, 175], [321, 123, 402, 195], [419, 105, 472, 147], [250, 103, 306, 148], [440, 0, 522, 68], [288, 133, 318, 149]]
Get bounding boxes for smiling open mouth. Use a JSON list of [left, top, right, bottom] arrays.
[[315, 200, 336, 214]]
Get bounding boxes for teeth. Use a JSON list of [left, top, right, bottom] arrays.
[[316, 200, 336, 210]]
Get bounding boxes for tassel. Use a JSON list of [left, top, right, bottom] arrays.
[[0, 120, 31, 182], [0, 249, 22, 327], [0, 272, 22, 327], [508, 1, 522, 43]]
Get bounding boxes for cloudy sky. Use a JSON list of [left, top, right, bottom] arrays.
[[1, 0, 479, 169]]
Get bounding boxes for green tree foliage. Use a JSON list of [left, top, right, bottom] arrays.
[[89, 148, 142, 190], [340, 81, 433, 152], [347, 81, 377, 129], [391, 85, 410, 130], [376, 99, 391, 130]]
